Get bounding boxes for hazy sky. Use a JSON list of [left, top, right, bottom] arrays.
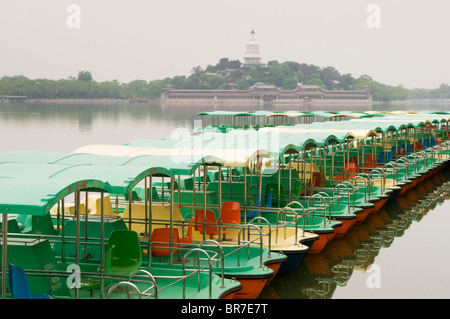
[[1, 0, 449, 89]]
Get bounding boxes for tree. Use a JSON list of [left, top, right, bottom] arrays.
[[227, 60, 242, 69], [305, 74, 323, 86], [236, 78, 250, 90], [296, 70, 304, 83], [320, 66, 341, 90], [216, 58, 229, 70], [340, 74, 354, 90], [77, 71, 93, 82], [282, 77, 298, 90]]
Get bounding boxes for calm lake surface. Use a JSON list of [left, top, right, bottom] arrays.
[[1, 100, 450, 299]]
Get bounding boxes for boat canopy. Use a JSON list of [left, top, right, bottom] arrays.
[[0, 178, 109, 216], [0, 162, 163, 195]]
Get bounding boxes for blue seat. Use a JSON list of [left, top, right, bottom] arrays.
[[377, 149, 394, 165], [243, 189, 273, 218], [8, 264, 53, 299], [406, 143, 412, 154]]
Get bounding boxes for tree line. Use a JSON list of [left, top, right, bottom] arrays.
[[0, 72, 163, 100], [0, 61, 447, 101]]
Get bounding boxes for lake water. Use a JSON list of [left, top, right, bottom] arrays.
[[1, 100, 450, 299]]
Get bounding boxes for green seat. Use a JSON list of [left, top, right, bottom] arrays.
[[292, 180, 305, 197], [265, 183, 286, 207], [124, 190, 141, 201], [79, 249, 113, 295], [0, 218, 21, 234], [106, 229, 142, 274], [184, 177, 194, 190], [135, 187, 159, 201], [79, 230, 142, 296], [14, 212, 57, 235]]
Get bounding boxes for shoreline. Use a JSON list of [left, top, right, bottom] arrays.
[[24, 98, 161, 104]]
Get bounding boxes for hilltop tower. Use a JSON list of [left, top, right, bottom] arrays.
[[244, 29, 264, 67]]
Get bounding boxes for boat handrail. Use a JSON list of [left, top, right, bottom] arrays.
[[424, 147, 438, 166], [127, 269, 158, 299], [415, 150, 430, 169], [182, 248, 214, 299], [307, 193, 329, 227], [237, 221, 269, 266], [383, 161, 400, 185], [198, 239, 225, 285], [352, 174, 370, 201], [284, 200, 314, 233], [396, 157, 410, 179], [278, 205, 301, 240], [107, 281, 142, 299], [406, 153, 419, 174], [369, 168, 385, 193], [333, 181, 355, 208]]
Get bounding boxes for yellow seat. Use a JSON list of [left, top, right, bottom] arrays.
[[50, 202, 86, 216], [83, 194, 119, 216], [122, 202, 185, 235]]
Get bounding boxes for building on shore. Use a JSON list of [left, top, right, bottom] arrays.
[[243, 29, 265, 68], [161, 83, 372, 112], [162, 83, 371, 101]]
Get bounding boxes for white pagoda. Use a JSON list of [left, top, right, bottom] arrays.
[[244, 29, 264, 67]]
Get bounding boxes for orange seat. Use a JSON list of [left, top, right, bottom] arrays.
[[346, 162, 357, 174], [334, 163, 356, 181], [151, 227, 180, 257], [414, 142, 423, 151], [195, 209, 228, 236], [179, 217, 194, 244], [364, 154, 382, 168], [221, 201, 241, 225], [312, 171, 323, 188]]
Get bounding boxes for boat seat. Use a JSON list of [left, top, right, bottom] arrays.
[[364, 154, 381, 168], [105, 229, 142, 274], [8, 264, 53, 299], [244, 189, 273, 218], [395, 147, 405, 159], [265, 184, 286, 207], [151, 227, 180, 257], [346, 162, 357, 174], [298, 171, 323, 195], [414, 142, 423, 151], [406, 143, 413, 154], [78, 247, 114, 296], [195, 209, 228, 237], [83, 194, 119, 216], [50, 202, 87, 216], [221, 201, 241, 225], [377, 148, 394, 165], [178, 217, 195, 244], [14, 212, 58, 236]]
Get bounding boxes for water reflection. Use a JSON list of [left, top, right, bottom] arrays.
[[260, 169, 450, 299], [0, 101, 168, 131], [0, 101, 197, 152]]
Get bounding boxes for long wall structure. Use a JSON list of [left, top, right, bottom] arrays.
[[161, 85, 373, 112]]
